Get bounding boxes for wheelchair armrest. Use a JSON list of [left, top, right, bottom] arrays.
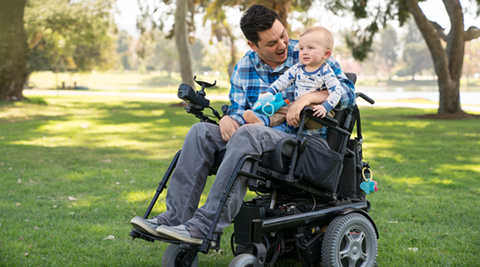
[[301, 107, 350, 136], [274, 137, 297, 170], [302, 107, 338, 128]]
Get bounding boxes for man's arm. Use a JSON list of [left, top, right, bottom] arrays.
[[286, 90, 329, 127], [221, 75, 246, 142]]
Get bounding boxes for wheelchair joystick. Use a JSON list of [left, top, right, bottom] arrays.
[[177, 76, 222, 124]]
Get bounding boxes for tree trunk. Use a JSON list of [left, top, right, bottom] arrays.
[[175, 0, 195, 88], [406, 0, 463, 114], [440, 0, 464, 114], [0, 0, 29, 101], [264, 0, 291, 29]]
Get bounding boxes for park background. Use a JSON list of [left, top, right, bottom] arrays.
[[1, 0, 480, 266], [23, 0, 480, 100]]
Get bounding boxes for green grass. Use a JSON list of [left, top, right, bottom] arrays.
[[1, 95, 479, 266]]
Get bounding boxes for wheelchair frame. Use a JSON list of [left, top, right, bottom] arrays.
[[129, 74, 379, 267]]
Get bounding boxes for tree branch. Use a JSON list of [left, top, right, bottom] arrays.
[[430, 21, 448, 42], [465, 26, 480, 41]]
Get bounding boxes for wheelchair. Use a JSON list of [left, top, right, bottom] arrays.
[[129, 74, 378, 267]]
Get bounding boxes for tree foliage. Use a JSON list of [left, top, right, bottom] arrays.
[[378, 25, 398, 78], [25, 0, 118, 74], [395, 19, 433, 79], [136, 29, 208, 75], [117, 30, 133, 70]]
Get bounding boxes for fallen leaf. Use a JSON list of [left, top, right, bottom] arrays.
[[17, 179, 21, 184], [103, 235, 115, 240], [34, 226, 39, 230], [101, 159, 111, 163], [68, 197, 77, 201]]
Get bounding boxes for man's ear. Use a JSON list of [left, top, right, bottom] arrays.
[[324, 50, 332, 59], [247, 41, 259, 52]]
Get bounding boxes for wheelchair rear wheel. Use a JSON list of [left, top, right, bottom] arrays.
[[322, 213, 377, 267], [228, 253, 256, 267], [161, 244, 199, 267]]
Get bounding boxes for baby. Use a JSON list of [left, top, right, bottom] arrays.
[[244, 26, 345, 130]]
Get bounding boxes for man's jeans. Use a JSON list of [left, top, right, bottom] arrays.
[[155, 122, 295, 236]]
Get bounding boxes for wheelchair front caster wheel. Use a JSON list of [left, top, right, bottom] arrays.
[[161, 244, 198, 267], [322, 213, 377, 267], [228, 253, 257, 267]]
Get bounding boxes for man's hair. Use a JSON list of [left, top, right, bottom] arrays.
[[300, 26, 334, 51], [240, 5, 280, 46]]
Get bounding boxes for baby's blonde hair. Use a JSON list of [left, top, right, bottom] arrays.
[[300, 26, 334, 51]]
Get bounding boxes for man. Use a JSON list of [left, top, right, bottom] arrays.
[[130, 4, 355, 244]]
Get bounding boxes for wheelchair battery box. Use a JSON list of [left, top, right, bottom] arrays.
[[233, 205, 266, 247]]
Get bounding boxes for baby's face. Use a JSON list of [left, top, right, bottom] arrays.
[[298, 32, 330, 68]]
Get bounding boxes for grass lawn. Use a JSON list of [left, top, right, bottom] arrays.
[[1, 94, 479, 266]]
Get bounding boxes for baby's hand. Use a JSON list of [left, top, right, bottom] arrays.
[[259, 91, 274, 100], [312, 105, 327, 118]]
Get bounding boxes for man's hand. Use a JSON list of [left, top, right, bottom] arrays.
[[285, 99, 306, 127], [286, 91, 328, 127], [219, 116, 240, 142]]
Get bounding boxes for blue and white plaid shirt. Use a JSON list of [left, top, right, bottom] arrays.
[[227, 39, 356, 138]]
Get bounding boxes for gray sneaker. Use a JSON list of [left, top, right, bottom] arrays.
[[130, 216, 162, 237], [156, 224, 203, 245]]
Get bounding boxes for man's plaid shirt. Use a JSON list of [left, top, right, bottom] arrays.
[[226, 39, 356, 138]]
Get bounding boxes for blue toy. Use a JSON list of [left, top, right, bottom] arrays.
[[252, 93, 289, 117], [360, 167, 378, 194]]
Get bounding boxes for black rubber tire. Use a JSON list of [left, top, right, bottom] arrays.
[[322, 213, 377, 267], [228, 253, 257, 267], [161, 244, 198, 267]]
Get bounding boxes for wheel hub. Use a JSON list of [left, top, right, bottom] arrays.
[[348, 240, 362, 260]]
